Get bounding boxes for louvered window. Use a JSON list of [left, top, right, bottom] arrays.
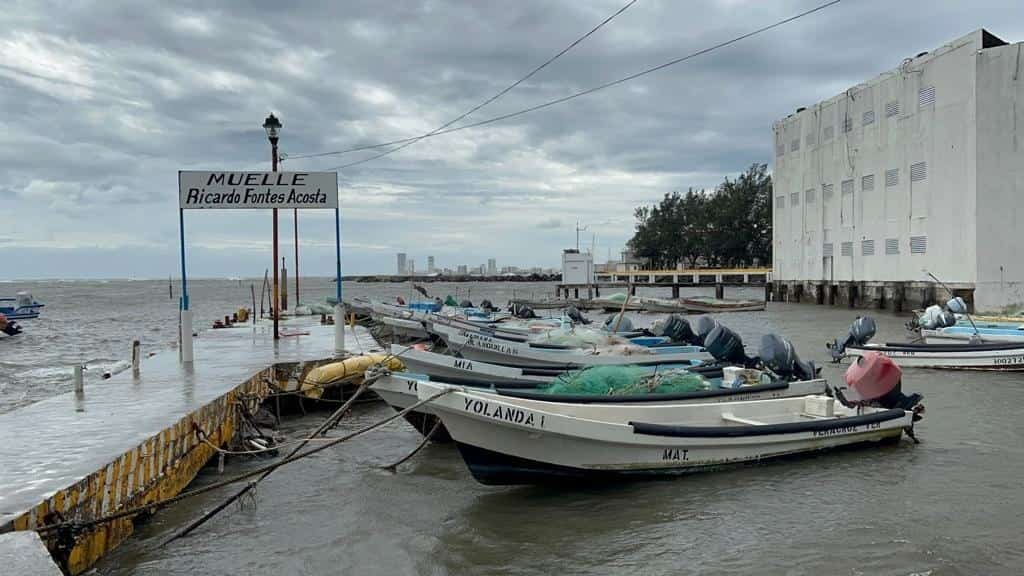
[[842, 117, 853, 133], [862, 110, 875, 126], [776, 142, 785, 156], [822, 183, 834, 198], [910, 236, 928, 254], [805, 188, 816, 204], [885, 168, 899, 187], [806, 132, 816, 147], [885, 100, 900, 117], [791, 192, 800, 206], [885, 238, 900, 255], [823, 243, 834, 257], [861, 239, 875, 256], [861, 174, 875, 191], [776, 195, 786, 209], [841, 242, 853, 256], [823, 126, 834, 141], [910, 161, 927, 182], [841, 179, 854, 195], [791, 138, 800, 152], [918, 86, 935, 108]]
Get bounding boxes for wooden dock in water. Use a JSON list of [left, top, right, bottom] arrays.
[[0, 319, 379, 574]]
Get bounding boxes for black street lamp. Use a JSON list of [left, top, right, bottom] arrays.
[[263, 113, 282, 339]]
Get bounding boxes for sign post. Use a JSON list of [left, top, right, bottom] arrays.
[[177, 170, 341, 361]]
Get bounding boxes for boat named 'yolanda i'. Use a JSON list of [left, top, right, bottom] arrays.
[[415, 351, 923, 485]]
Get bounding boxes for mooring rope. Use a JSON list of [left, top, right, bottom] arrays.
[[380, 418, 443, 472], [33, 387, 454, 537]]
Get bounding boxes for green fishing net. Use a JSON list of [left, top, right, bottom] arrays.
[[540, 365, 710, 396]]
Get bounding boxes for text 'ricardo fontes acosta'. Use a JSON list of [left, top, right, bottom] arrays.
[[177, 171, 339, 210]]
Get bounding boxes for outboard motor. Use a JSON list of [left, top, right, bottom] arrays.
[[759, 334, 817, 381], [604, 314, 634, 333], [565, 305, 590, 325], [919, 305, 956, 330], [479, 299, 495, 312], [946, 296, 968, 315], [838, 352, 924, 418], [0, 313, 20, 337], [704, 325, 754, 367], [514, 306, 537, 319], [828, 316, 877, 361], [459, 299, 474, 309], [649, 314, 701, 345], [693, 316, 720, 346]]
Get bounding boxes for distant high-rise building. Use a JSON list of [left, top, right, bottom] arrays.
[[457, 265, 468, 275], [427, 256, 435, 273], [409, 259, 415, 275], [487, 258, 497, 275], [397, 253, 407, 275]]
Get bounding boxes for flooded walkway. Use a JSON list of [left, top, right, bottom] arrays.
[[0, 318, 379, 572]]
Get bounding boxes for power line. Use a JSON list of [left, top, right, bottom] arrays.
[[287, 0, 638, 162], [317, 0, 841, 171]]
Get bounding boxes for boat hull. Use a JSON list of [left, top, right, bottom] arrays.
[[845, 342, 1024, 370], [420, 383, 911, 485]]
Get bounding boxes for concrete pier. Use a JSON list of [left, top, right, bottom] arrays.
[[0, 319, 378, 574], [770, 280, 976, 312]]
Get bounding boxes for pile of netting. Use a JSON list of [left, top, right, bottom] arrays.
[[539, 365, 710, 396], [530, 326, 629, 348]]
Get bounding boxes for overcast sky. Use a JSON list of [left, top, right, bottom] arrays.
[[2, 0, 1021, 279]]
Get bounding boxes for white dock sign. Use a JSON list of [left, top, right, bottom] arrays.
[[178, 171, 338, 209]]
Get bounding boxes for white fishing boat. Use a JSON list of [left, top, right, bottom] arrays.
[[920, 326, 1024, 344], [831, 316, 1024, 370], [641, 296, 765, 314], [416, 378, 919, 485], [434, 323, 710, 368]]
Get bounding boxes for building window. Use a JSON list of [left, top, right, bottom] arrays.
[[910, 236, 928, 254], [910, 161, 927, 182], [862, 110, 875, 126], [805, 188, 816, 204], [842, 116, 853, 133], [862, 239, 875, 256], [862, 174, 875, 191], [840, 242, 853, 256], [776, 142, 785, 156], [791, 192, 800, 206], [823, 125, 834, 141], [918, 86, 935, 108], [885, 168, 899, 187], [885, 100, 900, 117], [885, 238, 900, 255], [841, 180, 854, 226], [791, 138, 800, 152], [823, 242, 834, 257], [822, 183, 834, 198], [806, 132, 816, 147], [776, 195, 786, 209]]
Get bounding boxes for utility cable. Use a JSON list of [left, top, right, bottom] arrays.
[[286, 0, 639, 162], [298, 0, 840, 170]]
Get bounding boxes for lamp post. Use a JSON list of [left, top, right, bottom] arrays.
[[263, 113, 282, 340]]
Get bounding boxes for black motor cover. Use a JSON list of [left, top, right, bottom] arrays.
[[652, 314, 700, 345], [759, 333, 817, 381], [829, 316, 877, 360], [693, 316, 720, 345], [704, 325, 750, 366], [479, 299, 494, 311], [514, 306, 537, 319], [565, 305, 591, 325], [459, 299, 474, 308]]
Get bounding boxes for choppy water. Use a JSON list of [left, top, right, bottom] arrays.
[[3, 280, 1023, 574]]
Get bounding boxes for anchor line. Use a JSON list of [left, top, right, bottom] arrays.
[[33, 388, 455, 536]]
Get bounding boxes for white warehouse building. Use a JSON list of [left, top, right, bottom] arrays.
[[771, 29, 1023, 312]]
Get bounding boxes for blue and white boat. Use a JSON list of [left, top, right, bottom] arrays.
[[0, 292, 44, 320]]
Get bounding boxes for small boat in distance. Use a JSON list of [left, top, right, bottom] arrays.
[[0, 292, 44, 320], [642, 296, 766, 314]]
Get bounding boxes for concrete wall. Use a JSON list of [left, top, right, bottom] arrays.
[[773, 31, 990, 289], [975, 42, 1024, 312]]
